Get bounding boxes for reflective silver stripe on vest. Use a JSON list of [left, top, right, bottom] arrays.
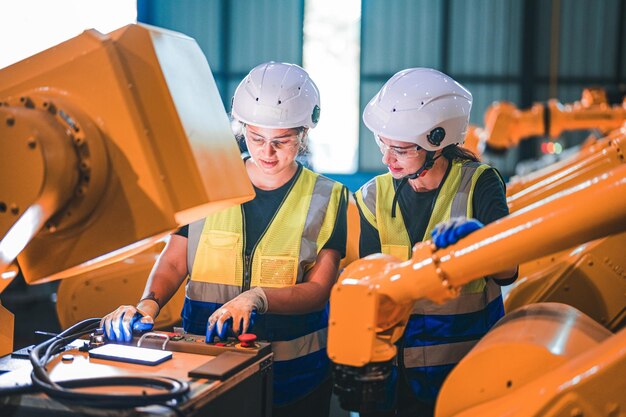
[[411, 279, 501, 315], [186, 281, 241, 304], [271, 327, 327, 362], [360, 177, 377, 217], [298, 175, 336, 282], [403, 339, 479, 367], [187, 219, 205, 275], [402, 162, 500, 369], [450, 162, 483, 219]]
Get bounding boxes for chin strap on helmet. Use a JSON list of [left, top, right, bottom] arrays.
[[391, 151, 439, 218]]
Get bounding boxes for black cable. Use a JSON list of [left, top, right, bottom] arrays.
[[29, 318, 190, 409]]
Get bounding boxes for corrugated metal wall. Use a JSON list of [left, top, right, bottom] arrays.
[[138, 0, 304, 108], [534, 0, 624, 100], [359, 0, 447, 171], [359, 0, 525, 172], [137, 0, 625, 175], [359, 0, 625, 174]]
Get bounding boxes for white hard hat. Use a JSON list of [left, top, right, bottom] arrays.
[[363, 68, 472, 151], [232, 62, 321, 129]]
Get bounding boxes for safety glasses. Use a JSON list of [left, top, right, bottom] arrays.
[[374, 135, 422, 160], [244, 125, 303, 151]]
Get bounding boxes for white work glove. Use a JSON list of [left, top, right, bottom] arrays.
[[101, 299, 159, 343], [207, 287, 268, 340]]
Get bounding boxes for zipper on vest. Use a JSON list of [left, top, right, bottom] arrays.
[[240, 169, 303, 293], [241, 205, 250, 293], [243, 254, 252, 292]]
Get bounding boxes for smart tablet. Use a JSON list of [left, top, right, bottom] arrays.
[[89, 344, 172, 366]]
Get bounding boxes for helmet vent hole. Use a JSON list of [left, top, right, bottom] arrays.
[[278, 100, 282, 105], [392, 108, 396, 112], [255, 97, 259, 102], [421, 101, 424, 105]]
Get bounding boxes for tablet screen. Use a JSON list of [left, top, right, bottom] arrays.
[[89, 344, 172, 366]]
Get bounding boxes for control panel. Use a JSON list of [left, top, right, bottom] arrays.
[[127, 330, 272, 358]]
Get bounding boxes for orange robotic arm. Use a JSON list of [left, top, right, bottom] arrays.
[[507, 127, 626, 211], [0, 24, 255, 356], [0, 24, 254, 284], [502, 128, 626, 331], [484, 88, 626, 151], [461, 125, 487, 156], [328, 163, 626, 408]]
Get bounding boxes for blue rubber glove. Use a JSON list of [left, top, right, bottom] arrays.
[[206, 311, 257, 343], [431, 217, 484, 249], [101, 306, 154, 343], [131, 314, 155, 332]]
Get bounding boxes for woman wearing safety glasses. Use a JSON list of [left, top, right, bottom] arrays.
[[102, 62, 347, 417], [355, 68, 517, 417]]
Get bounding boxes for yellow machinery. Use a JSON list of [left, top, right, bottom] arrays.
[[463, 90, 626, 331], [505, 229, 626, 332], [469, 91, 626, 328], [0, 24, 278, 417], [54, 239, 186, 331], [0, 24, 254, 353], [506, 128, 625, 211], [504, 127, 626, 330], [482, 88, 626, 153], [328, 159, 626, 415], [436, 302, 623, 417], [463, 88, 626, 166]]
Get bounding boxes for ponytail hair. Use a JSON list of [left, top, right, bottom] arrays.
[[441, 144, 480, 162]]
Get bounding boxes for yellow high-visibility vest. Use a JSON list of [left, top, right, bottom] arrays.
[[355, 160, 493, 294], [356, 159, 491, 260], [188, 167, 345, 292]]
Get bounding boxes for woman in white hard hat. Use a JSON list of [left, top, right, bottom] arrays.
[[354, 68, 517, 417], [103, 62, 347, 417]]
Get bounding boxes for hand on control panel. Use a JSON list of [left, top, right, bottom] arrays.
[[101, 306, 155, 343], [206, 311, 257, 343], [205, 288, 267, 344]]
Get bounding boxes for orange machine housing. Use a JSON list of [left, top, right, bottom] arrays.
[[0, 24, 254, 284], [328, 161, 626, 416], [0, 24, 255, 356]]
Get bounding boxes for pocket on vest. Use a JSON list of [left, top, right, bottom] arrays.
[[193, 231, 239, 284], [382, 244, 410, 261], [253, 256, 298, 287]]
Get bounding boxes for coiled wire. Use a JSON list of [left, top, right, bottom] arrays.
[[29, 318, 189, 409]]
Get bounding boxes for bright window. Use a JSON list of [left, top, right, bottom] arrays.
[[303, 0, 361, 174], [0, 0, 136, 69]]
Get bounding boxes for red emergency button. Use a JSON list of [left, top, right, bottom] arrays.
[[238, 333, 257, 348]]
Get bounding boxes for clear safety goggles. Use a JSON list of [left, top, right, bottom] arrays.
[[244, 125, 303, 151], [374, 135, 422, 160]]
